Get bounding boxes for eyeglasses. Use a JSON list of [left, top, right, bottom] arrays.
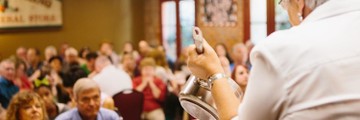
[[78, 95, 100, 104]]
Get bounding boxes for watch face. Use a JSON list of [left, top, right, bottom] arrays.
[[197, 77, 211, 90]]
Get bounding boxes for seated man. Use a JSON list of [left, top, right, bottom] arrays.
[[55, 78, 121, 120], [0, 59, 19, 108]]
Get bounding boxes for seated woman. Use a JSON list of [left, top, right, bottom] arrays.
[[133, 58, 167, 120], [231, 65, 249, 93], [35, 85, 70, 120], [6, 91, 48, 120]]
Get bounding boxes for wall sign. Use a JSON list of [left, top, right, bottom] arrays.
[[0, 0, 62, 30]]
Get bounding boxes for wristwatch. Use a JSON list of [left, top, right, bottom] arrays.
[[207, 73, 228, 89]]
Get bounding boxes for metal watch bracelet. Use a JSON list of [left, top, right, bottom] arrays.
[[208, 73, 228, 89]]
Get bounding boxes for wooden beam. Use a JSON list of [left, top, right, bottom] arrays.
[[243, 0, 251, 43], [175, 0, 182, 58], [267, 0, 275, 35]]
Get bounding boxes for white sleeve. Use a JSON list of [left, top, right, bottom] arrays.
[[237, 45, 284, 120]]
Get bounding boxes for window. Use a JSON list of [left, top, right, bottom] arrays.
[[250, 0, 291, 44], [275, 0, 291, 30], [250, 0, 267, 44], [161, 1, 177, 62], [161, 0, 195, 62]]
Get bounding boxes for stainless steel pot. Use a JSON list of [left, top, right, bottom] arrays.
[[179, 75, 243, 120]]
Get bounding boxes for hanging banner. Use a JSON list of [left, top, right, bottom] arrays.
[[0, 0, 62, 29]]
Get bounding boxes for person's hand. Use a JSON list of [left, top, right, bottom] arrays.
[[142, 77, 151, 85], [187, 38, 224, 80]]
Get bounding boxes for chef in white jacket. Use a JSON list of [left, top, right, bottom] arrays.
[[187, 0, 360, 119]]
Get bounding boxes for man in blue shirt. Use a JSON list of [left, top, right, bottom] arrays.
[[55, 78, 121, 120], [0, 59, 19, 108]]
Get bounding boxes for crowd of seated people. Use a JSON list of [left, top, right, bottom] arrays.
[[0, 40, 252, 120]]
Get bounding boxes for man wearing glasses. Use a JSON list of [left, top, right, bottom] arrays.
[[56, 78, 121, 120]]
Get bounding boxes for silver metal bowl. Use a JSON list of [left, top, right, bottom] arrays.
[[179, 75, 242, 120]]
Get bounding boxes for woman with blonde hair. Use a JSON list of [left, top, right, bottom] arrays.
[[146, 49, 178, 93], [6, 91, 48, 120]]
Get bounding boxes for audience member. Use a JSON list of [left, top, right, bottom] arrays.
[[231, 65, 249, 93], [219, 56, 232, 76], [119, 52, 137, 78], [12, 57, 32, 91], [214, 43, 233, 64], [99, 42, 119, 65], [147, 49, 178, 93], [16, 47, 27, 64], [44, 46, 58, 65], [0, 59, 19, 108], [55, 78, 121, 120], [173, 47, 191, 86], [26, 48, 43, 77], [138, 40, 152, 58], [35, 85, 70, 120], [92, 55, 132, 97], [81, 52, 98, 75], [231, 43, 248, 70], [79, 46, 91, 59], [133, 58, 166, 120], [59, 43, 69, 59], [64, 47, 83, 65], [120, 41, 140, 62], [6, 91, 47, 120], [61, 62, 87, 104]]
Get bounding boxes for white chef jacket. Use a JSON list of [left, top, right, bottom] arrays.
[[234, 0, 360, 119]]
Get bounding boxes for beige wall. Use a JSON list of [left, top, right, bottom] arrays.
[[0, 0, 146, 60]]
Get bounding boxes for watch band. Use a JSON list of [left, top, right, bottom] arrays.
[[208, 73, 228, 89]]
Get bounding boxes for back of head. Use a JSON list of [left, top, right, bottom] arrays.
[[73, 78, 100, 100], [63, 64, 87, 88], [86, 52, 98, 61]]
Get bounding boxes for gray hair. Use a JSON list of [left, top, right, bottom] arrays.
[[305, 0, 329, 10], [45, 45, 58, 55], [73, 78, 100, 99], [65, 47, 78, 56], [281, 0, 330, 10]]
